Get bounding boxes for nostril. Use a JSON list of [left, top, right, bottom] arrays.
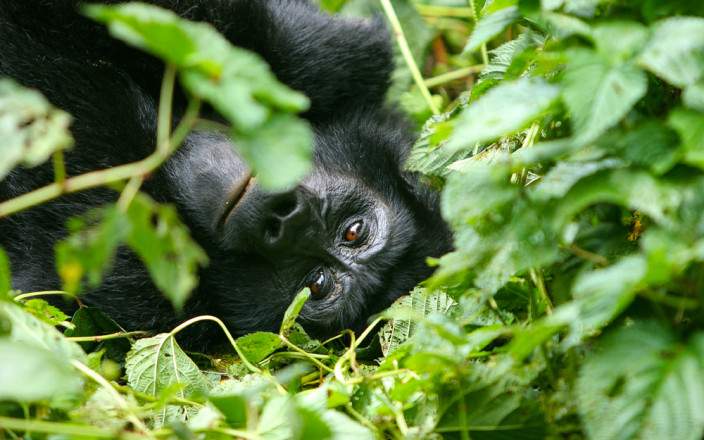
[[264, 217, 283, 243], [271, 193, 298, 218]]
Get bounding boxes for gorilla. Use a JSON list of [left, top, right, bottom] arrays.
[[0, 1, 451, 345]]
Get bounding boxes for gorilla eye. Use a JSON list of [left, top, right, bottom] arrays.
[[344, 220, 364, 243], [308, 269, 328, 299]]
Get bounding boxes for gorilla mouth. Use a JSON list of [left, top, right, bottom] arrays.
[[220, 173, 255, 227]]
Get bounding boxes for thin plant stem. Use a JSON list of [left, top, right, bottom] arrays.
[[379, 0, 439, 114], [52, 150, 66, 184], [468, 0, 490, 65], [415, 4, 474, 18], [163, 315, 261, 373], [71, 360, 151, 435], [279, 334, 333, 372], [424, 64, 485, 88], [13, 290, 72, 301], [0, 417, 142, 439], [67, 330, 149, 342]]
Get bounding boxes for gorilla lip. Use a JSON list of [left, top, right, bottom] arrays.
[[220, 174, 255, 227]]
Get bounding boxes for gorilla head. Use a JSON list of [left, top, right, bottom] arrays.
[[168, 109, 451, 338]]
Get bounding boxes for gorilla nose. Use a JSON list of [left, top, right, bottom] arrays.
[[262, 190, 309, 247]]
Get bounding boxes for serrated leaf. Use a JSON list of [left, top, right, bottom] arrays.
[[0, 339, 83, 402], [21, 299, 69, 326], [577, 322, 704, 440], [0, 78, 73, 180], [446, 77, 559, 152], [0, 302, 86, 361], [280, 288, 311, 336], [464, 7, 520, 53], [562, 49, 647, 142], [639, 17, 704, 88], [235, 332, 282, 364], [125, 333, 210, 425], [379, 288, 458, 356]]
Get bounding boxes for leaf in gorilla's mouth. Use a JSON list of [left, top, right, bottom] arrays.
[[220, 173, 255, 227]]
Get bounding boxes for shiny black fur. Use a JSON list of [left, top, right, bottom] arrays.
[[0, 0, 451, 347]]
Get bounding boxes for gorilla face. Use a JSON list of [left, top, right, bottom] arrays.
[[168, 110, 451, 337]]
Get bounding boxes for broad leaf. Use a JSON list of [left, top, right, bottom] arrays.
[[446, 77, 559, 152], [577, 322, 704, 440], [562, 49, 647, 142], [0, 339, 83, 402], [639, 17, 704, 88]]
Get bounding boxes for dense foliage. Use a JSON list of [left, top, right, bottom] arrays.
[[2, 0, 704, 438]]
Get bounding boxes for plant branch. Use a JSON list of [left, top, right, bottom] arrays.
[[380, 0, 439, 114]]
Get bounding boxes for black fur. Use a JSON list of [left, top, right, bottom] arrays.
[[0, 0, 451, 347]]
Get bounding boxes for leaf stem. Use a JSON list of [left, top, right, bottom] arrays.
[[415, 4, 474, 18], [165, 315, 261, 373], [279, 334, 333, 372], [12, 290, 72, 301], [424, 65, 485, 88], [379, 0, 439, 114], [0, 417, 142, 439], [67, 330, 149, 342]]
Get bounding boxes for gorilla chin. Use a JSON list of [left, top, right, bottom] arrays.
[[0, 0, 452, 348]]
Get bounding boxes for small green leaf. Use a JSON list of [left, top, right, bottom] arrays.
[[235, 114, 313, 190], [280, 288, 311, 336], [446, 77, 559, 152], [0, 339, 83, 402], [639, 17, 704, 88], [0, 301, 86, 362], [0, 78, 73, 180], [125, 195, 209, 310], [21, 299, 69, 326], [235, 332, 282, 364], [578, 322, 704, 440], [464, 6, 520, 53]]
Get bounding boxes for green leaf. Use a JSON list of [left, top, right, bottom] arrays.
[[280, 288, 311, 336], [125, 195, 209, 310], [379, 288, 457, 356], [21, 299, 69, 326], [562, 49, 648, 142], [684, 80, 704, 112], [669, 108, 704, 169], [639, 17, 704, 88], [0, 302, 86, 361], [0, 78, 73, 180], [125, 333, 210, 425], [464, 6, 520, 53], [592, 21, 649, 62], [532, 158, 624, 201], [56, 206, 129, 294], [0, 339, 83, 402], [235, 114, 313, 189], [446, 77, 559, 152], [322, 410, 374, 440], [577, 322, 704, 440], [235, 332, 282, 364]]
